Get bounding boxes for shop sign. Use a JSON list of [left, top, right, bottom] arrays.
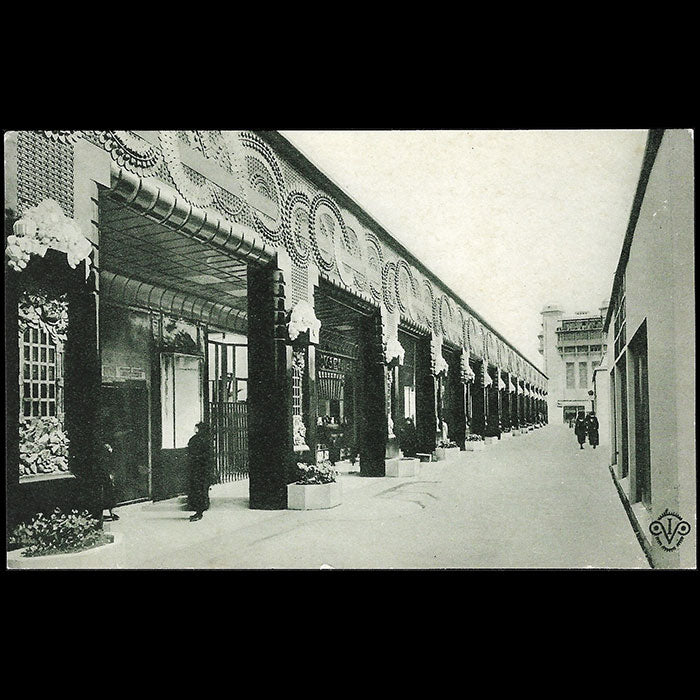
[[318, 353, 343, 372], [102, 365, 146, 381]]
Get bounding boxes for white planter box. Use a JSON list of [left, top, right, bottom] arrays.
[[385, 457, 420, 477], [500, 432, 510, 439], [512, 431, 518, 437], [521, 428, 528, 434], [484, 436, 496, 445], [287, 482, 342, 510], [7, 532, 119, 569], [465, 441, 485, 451], [435, 447, 460, 461]]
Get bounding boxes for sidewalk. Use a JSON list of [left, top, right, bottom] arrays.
[[7, 425, 650, 569]]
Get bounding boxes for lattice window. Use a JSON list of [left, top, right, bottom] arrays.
[[17, 132, 74, 217], [291, 263, 309, 306], [21, 326, 64, 418], [292, 352, 304, 417]]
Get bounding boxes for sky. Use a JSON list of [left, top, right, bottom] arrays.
[[280, 129, 649, 370]]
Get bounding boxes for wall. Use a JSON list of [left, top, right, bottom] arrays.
[[609, 129, 695, 568]]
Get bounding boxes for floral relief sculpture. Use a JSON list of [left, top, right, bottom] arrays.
[[6, 199, 92, 273]]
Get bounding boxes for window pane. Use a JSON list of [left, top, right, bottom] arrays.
[[23, 382, 31, 398], [32, 384, 39, 398], [566, 363, 575, 389], [236, 379, 247, 402], [40, 347, 47, 362], [32, 365, 38, 379], [235, 346, 248, 379], [579, 362, 588, 389], [160, 354, 175, 449], [40, 365, 46, 380], [40, 401, 47, 416], [32, 347, 39, 361], [24, 364, 30, 379], [49, 347, 55, 363], [174, 355, 202, 448], [40, 384, 47, 398]]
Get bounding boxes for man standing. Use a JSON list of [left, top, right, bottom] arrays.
[[187, 422, 214, 522]]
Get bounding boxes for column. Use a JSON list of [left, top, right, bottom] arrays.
[[416, 334, 437, 453], [357, 311, 388, 476]]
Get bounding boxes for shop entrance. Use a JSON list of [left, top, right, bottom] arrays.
[[98, 189, 250, 501], [314, 284, 372, 470], [100, 381, 150, 503]]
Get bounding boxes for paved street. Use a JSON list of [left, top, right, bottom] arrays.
[[8, 425, 650, 569]]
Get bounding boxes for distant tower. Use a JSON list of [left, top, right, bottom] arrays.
[[540, 304, 563, 420]]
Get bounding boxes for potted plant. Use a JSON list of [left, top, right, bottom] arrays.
[[464, 434, 485, 451], [287, 461, 342, 510], [483, 424, 500, 445], [434, 439, 461, 461]]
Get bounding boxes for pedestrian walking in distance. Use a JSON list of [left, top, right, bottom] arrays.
[[586, 411, 600, 449], [187, 422, 214, 522], [574, 412, 587, 450]]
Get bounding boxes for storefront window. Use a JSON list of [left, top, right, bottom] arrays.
[[18, 291, 70, 478]]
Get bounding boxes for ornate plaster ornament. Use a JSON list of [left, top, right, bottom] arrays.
[[287, 300, 321, 343], [483, 366, 493, 388], [460, 348, 475, 384], [293, 414, 310, 452], [385, 336, 406, 365], [7, 199, 92, 274], [498, 372, 507, 391]]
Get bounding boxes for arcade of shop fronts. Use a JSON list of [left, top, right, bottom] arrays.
[[4, 130, 548, 527]]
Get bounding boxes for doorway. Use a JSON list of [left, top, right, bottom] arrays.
[[630, 324, 651, 508], [100, 381, 150, 503]]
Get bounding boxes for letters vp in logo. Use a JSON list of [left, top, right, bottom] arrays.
[[649, 509, 691, 552]]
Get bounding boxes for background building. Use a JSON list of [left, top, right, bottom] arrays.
[[539, 302, 609, 423], [595, 128, 695, 569]]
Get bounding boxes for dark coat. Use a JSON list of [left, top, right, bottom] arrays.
[[187, 428, 214, 513], [586, 416, 600, 446], [99, 443, 117, 510], [574, 417, 587, 444]]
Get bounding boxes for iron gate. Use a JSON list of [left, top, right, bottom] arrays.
[[209, 401, 248, 483]]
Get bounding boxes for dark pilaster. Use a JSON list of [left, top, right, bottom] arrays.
[[247, 264, 293, 509]]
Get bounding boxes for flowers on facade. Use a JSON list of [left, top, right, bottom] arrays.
[[287, 300, 321, 342], [460, 350, 475, 383], [437, 438, 459, 449], [6, 199, 92, 272], [434, 352, 448, 376], [19, 416, 70, 477], [466, 434, 484, 441], [384, 336, 405, 365]]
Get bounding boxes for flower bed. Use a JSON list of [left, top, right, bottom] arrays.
[[9, 509, 108, 558]]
